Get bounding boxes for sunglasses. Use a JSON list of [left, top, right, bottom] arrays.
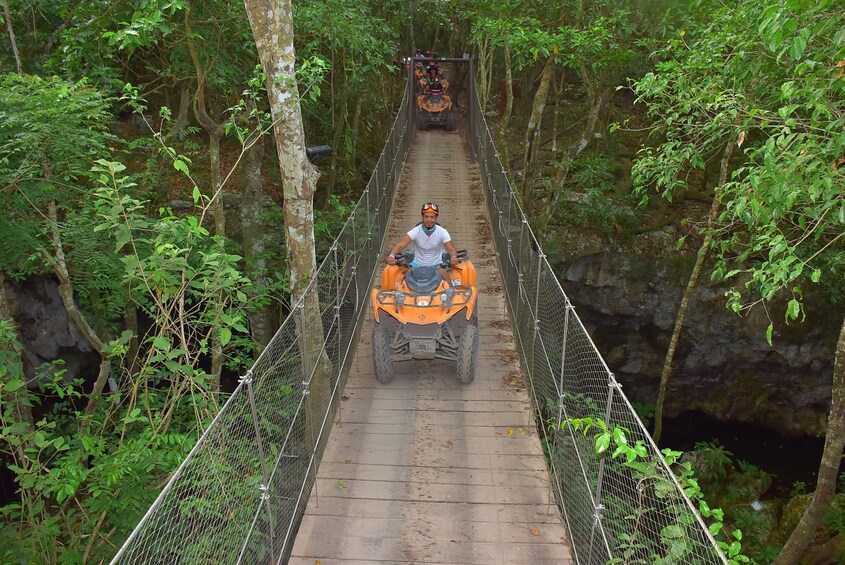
[[421, 202, 439, 213]]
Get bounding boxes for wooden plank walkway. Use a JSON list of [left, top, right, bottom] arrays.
[[289, 126, 573, 564]]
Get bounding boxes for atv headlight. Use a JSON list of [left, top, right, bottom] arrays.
[[441, 287, 455, 304], [395, 291, 406, 304]]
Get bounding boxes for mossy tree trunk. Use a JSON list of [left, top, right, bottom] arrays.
[[2, 0, 21, 73], [244, 0, 333, 455], [653, 139, 735, 442], [773, 314, 845, 563], [239, 118, 274, 353], [499, 42, 514, 133], [520, 57, 555, 210]]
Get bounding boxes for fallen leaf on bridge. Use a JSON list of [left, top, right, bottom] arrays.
[[531, 529, 540, 536], [336, 480, 347, 491]]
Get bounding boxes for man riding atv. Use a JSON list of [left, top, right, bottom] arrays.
[[372, 202, 479, 384], [387, 202, 458, 286]]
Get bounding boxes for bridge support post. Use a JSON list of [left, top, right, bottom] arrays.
[[530, 245, 544, 381], [586, 375, 621, 562], [236, 370, 275, 563]]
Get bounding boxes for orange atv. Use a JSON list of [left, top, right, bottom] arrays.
[[416, 79, 456, 131], [371, 250, 479, 383]]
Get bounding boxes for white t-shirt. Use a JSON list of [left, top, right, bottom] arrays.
[[406, 224, 451, 267]]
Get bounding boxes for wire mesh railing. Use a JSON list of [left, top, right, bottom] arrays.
[[467, 89, 727, 563], [111, 87, 413, 564]]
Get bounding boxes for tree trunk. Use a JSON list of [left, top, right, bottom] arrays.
[[348, 96, 364, 185], [551, 70, 561, 153], [44, 201, 112, 432], [499, 42, 514, 133], [244, 0, 332, 456], [325, 73, 348, 207], [773, 314, 845, 563], [520, 57, 555, 208], [652, 140, 735, 442], [186, 0, 226, 394], [2, 0, 22, 73], [537, 82, 609, 237], [239, 120, 274, 353], [573, 69, 609, 159], [476, 36, 491, 111]]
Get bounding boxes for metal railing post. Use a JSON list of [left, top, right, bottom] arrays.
[[236, 371, 275, 563]]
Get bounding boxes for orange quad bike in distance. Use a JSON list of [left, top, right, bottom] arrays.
[[371, 250, 479, 384], [416, 79, 456, 131]]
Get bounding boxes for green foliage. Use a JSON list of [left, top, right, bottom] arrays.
[[692, 440, 734, 483], [631, 0, 845, 336], [791, 481, 808, 497], [92, 160, 252, 381], [315, 195, 356, 256], [631, 402, 655, 428], [564, 417, 753, 563], [823, 501, 845, 536], [0, 73, 124, 327], [549, 153, 637, 239], [1, 156, 254, 562]]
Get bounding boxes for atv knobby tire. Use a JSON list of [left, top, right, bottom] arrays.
[[417, 111, 428, 131], [373, 323, 395, 383], [446, 111, 456, 131], [456, 324, 479, 384]]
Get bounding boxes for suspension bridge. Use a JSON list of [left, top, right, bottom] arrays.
[[111, 67, 728, 564]]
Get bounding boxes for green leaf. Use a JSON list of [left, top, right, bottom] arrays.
[[152, 336, 171, 350], [766, 323, 773, 346], [220, 327, 232, 347], [612, 427, 628, 446], [4, 378, 25, 392], [785, 299, 800, 322], [115, 227, 131, 252], [173, 159, 190, 175], [595, 433, 611, 455]]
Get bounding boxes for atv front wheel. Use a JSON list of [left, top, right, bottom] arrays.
[[417, 111, 428, 131], [456, 324, 479, 384], [446, 111, 456, 131], [373, 323, 395, 383]]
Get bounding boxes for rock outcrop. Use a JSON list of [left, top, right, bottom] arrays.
[[555, 231, 838, 437]]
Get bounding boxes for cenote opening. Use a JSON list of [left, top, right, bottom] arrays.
[[660, 410, 844, 496]]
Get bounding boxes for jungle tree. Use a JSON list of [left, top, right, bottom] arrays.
[[632, 0, 845, 560]]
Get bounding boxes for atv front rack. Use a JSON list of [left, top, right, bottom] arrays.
[[375, 286, 473, 314]]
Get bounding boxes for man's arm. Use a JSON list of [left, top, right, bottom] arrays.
[[387, 234, 413, 265], [444, 240, 459, 264]]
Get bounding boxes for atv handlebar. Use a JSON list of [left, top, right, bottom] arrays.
[[392, 249, 469, 268]]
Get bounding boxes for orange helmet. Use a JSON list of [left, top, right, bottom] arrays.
[[421, 202, 439, 216]]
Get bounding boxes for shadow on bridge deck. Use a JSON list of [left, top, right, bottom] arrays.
[[289, 126, 574, 564]]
